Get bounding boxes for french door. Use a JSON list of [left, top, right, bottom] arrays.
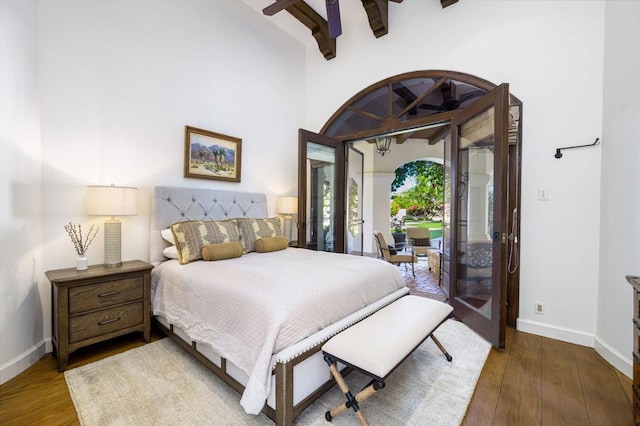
[[297, 129, 345, 252], [445, 83, 510, 348], [298, 83, 510, 347], [346, 145, 364, 255]]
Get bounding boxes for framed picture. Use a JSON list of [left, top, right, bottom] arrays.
[[184, 126, 242, 183]]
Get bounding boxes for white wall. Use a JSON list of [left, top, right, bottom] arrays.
[[596, 1, 640, 375], [2, 0, 306, 383], [0, 0, 44, 383], [38, 0, 305, 268], [303, 1, 608, 352]]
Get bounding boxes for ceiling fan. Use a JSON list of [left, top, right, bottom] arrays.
[[419, 82, 486, 112], [263, 0, 342, 38]]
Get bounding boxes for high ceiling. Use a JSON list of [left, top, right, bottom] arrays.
[[242, 0, 459, 60]]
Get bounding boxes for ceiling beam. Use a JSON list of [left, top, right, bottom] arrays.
[[428, 124, 451, 145], [263, 0, 301, 16], [285, 2, 336, 60], [441, 0, 459, 8], [362, 0, 389, 38], [396, 132, 412, 144]]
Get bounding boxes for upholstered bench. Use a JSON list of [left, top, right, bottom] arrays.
[[321, 295, 454, 425]]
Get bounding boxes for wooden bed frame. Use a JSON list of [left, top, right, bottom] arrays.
[[154, 319, 333, 424], [149, 186, 408, 425]]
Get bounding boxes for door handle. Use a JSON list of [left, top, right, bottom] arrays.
[[493, 232, 507, 243]]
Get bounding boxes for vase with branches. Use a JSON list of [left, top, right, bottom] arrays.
[[64, 222, 99, 270]]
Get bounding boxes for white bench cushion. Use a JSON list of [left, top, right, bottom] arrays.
[[322, 295, 453, 379]]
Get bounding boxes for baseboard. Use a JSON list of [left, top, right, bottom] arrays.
[[0, 338, 51, 385], [517, 319, 632, 378], [594, 335, 632, 378], [516, 318, 594, 347]]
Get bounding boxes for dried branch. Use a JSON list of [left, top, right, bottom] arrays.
[[64, 222, 99, 256]]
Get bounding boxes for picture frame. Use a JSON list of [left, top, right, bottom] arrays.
[[184, 126, 242, 183]]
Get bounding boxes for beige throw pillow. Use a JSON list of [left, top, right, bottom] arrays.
[[201, 242, 243, 261], [255, 236, 289, 253]]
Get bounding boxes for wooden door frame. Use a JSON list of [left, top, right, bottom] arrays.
[[318, 70, 522, 327], [346, 144, 365, 255], [297, 129, 346, 252]]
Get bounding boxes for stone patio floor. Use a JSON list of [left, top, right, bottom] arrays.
[[396, 257, 448, 302]]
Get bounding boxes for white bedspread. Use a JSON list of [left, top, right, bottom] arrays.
[[150, 248, 405, 414]]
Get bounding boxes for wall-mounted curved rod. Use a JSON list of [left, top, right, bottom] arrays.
[[555, 138, 600, 159]]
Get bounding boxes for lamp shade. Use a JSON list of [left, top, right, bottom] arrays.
[[86, 185, 138, 216], [277, 196, 298, 215]]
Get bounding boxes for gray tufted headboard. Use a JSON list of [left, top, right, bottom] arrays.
[[150, 186, 268, 264]]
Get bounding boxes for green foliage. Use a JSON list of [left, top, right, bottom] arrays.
[[390, 200, 399, 216], [391, 161, 444, 220], [348, 180, 359, 237], [392, 161, 443, 192]]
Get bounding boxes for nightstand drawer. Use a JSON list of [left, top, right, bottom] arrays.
[[69, 276, 144, 314], [69, 302, 143, 343]]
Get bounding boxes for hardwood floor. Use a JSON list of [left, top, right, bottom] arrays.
[[463, 327, 634, 425], [0, 330, 162, 426], [0, 325, 634, 425]]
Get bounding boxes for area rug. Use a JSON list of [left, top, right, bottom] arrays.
[[65, 319, 490, 425]]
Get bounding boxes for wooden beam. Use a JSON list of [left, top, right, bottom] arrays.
[[396, 132, 413, 144], [263, 0, 300, 16], [428, 124, 450, 145], [441, 0, 459, 8], [361, 0, 389, 38], [398, 77, 447, 117], [286, 2, 336, 60]]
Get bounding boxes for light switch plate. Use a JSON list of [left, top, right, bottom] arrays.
[[538, 188, 549, 201]]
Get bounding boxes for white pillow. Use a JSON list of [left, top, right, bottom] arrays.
[[162, 245, 179, 259], [161, 228, 176, 246]]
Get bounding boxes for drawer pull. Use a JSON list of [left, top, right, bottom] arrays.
[[98, 316, 121, 326], [98, 290, 121, 298]]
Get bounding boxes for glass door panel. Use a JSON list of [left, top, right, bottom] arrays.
[[441, 132, 452, 297], [347, 145, 364, 255], [450, 83, 509, 348], [456, 107, 495, 315], [298, 130, 345, 252]]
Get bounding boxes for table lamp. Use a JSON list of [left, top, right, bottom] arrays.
[[277, 196, 298, 242], [86, 184, 138, 268]]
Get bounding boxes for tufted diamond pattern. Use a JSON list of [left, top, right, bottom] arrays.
[[150, 187, 267, 264]]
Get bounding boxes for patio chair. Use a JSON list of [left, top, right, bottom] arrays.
[[406, 227, 431, 257], [373, 231, 417, 277]]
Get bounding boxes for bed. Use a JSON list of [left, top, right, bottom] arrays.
[[149, 186, 409, 425]]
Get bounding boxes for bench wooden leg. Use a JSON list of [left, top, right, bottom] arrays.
[[431, 334, 453, 362], [324, 356, 385, 426]]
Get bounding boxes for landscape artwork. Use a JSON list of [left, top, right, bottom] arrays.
[[184, 126, 242, 182]]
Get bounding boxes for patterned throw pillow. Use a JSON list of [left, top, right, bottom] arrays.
[[236, 217, 282, 253], [170, 220, 240, 264]]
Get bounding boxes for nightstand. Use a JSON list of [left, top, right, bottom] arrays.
[[627, 275, 640, 425], [46, 260, 153, 372]]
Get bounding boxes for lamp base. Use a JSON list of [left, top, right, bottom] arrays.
[[104, 219, 122, 268], [283, 216, 292, 242]]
